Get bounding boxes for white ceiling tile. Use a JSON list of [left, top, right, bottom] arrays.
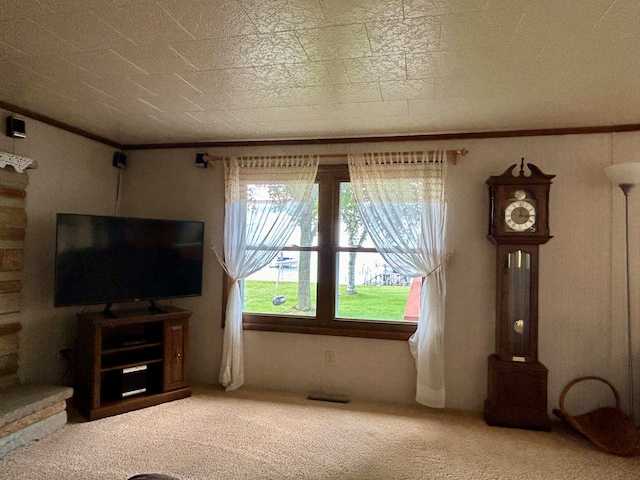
[[170, 39, 233, 70], [509, 1, 614, 57], [359, 116, 423, 135], [158, 0, 258, 39], [406, 50, 500, 79], [138, 95, 203, 113], [379, 78, 436, 100], [284, 61, 351, 86], [66, 111, 116, 131], [0, 40, 23, 61], [343, 55, 406, 82], [434, 75, 500, 98], [36, 0, 153, 14], [320, 0, 403, 24], [31, 11, 135, 51], [10, 54, 100, 83], [0, 18, 77, 56], [179, 65, 298, 94], [258, 118, 362, 138], [255, 120, 328, 138], [89, 100, 133, 117], [130, 73, 202, 96], [83, 77, 157, 98], [485, 0, 531, 12], [238, 0, 328, 32], [182, 92, 239, 110], [1, 60, 53, 86], [279, 85, 337, 105], [224, 90, 286, 109], [367, 16, 441, 55], [114, 44, 197, 75], [101, 97, 164, 115], [237, 32, 310, 65], [0, 77, 14, 94], [327, 83, 383, 103], [407, 96, 494, 132], [2, 0, 54, 20], [32, 83, 77, 103], [359, 100, 408, 116], [0, 0, 638, 145], [312, 103, 365, 119], [593, 0, 640, 32], [226, 85, 334, 109], [176, 70, 232, 94], [439, 9, 524, 51], [231, 105, 319, 122], [296, 25, 371, 61], [141, 114, 172, 127], [33, 79, 116, 103], [24, 101, 87, 126], [404, 0, 487, 17], [186, 109, 245, 124], [149, 111, 206, 127], [104, 117, 177, 143], [95, 2, 195, 46], [183, 122, 256, 140], [172, 32, 308, 69], [2, 82, 77, 112], [62, 50, 147, 79]]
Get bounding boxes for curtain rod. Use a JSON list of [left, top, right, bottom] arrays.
[[205, 148, 468, 166]]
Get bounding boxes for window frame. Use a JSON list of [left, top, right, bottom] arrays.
[[224, 164, 418, 341]]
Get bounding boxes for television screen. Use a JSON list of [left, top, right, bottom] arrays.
[[54, 214, 204, 308]]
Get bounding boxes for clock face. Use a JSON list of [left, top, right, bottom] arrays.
[[504, 200, 536, 232]]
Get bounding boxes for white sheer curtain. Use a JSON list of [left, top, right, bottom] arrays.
[[217, 156, 318, 391], [348, 151, 448, 408]]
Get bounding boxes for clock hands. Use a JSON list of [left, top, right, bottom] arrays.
[[512, 207, 532, 224], [505, 201, 536, 231]]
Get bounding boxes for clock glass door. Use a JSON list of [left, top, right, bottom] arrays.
[[507, 250, 530, 361]]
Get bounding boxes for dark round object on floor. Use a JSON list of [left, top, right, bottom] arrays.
[[128, 475, 181, 480]]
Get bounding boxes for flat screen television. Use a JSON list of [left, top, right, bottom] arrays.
[[54, 214, 204, 314]]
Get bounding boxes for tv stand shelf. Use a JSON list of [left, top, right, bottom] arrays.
[[75, 306, 191, 420]]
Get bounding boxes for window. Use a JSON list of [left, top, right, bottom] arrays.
[[236, 164, 419, 340]]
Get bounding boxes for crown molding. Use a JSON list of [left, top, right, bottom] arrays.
[[2, 100, 639, 151], [0, 101, 124, 150]]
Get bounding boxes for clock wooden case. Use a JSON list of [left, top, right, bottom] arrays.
[[487, 162, 552, 243], [485, 160, 554, 431]]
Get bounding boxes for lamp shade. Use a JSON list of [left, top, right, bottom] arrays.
[[604, 162, 640, 186]]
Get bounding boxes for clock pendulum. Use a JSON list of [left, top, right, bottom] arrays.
[[484, 159, 554, 431]]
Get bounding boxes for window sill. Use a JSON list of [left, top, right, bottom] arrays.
[[242, 317, 416, 341]]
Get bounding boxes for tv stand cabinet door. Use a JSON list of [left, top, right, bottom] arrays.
[[164, 316, 189, 391]]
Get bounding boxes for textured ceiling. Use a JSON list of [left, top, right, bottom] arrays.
[[0, 0, 639, 146]]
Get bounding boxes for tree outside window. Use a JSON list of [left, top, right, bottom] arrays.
[[239, 165, 419, 340]]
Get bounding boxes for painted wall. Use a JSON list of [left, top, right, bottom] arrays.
[[117, 149, 225, 385], [4, 107, 638, 416], [0, 108, 118, 385], [120, 132, 640, 416]]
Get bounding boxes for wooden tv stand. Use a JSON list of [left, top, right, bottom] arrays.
[[75, 305, 191, 420]]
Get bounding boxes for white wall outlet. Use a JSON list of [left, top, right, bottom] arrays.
[[324, 350, 335, 366]]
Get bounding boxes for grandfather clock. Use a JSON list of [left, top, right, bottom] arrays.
[[484, 159, 554, 431]]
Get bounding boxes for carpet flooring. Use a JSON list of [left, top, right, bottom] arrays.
[[0, 384, 638, 479]]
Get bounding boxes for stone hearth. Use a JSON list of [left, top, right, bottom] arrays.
[[0, 164, 73, 459]]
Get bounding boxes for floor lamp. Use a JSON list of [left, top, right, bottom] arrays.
[[605, 162, 640, 425]]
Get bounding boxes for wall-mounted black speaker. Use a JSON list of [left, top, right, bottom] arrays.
[[195, 153, 209, 168], [112, 152, 126, 169], [6, 116, 25, 138]]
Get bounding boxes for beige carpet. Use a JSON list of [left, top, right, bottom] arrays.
[[0, 384, 638, 479]]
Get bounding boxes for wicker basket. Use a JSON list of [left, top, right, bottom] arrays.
[[553, 376, 638, 456]]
